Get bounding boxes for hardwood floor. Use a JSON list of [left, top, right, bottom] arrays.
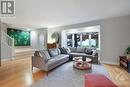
[[0, 57, 130, 87], [0, 57, 47, 87], [104, 64, 130, 87]]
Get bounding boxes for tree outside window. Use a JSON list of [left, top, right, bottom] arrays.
[[67, 32, 99, 48]]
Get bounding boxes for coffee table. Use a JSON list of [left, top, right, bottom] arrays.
[[73, 57, 92, 70]]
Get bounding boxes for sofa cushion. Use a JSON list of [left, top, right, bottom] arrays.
[[47, 54, 69, 67], [57, 48, 61, 54], [70, 52, 94, 58], [38, 50, 51, 63], [66, 47, 71, 54], [48, 48, 59, 57], [70, 47, 76, 52], [59, 47, 67, 54], [70, 52, 87, 57], [34, 51, 41, 57], [92, 49, 97, 56], [85, 48, 93, 55], [76, 47, 86, 53]]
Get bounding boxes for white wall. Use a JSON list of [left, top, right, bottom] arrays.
[[48, 15, 130, 65], [31, 30, 39, 49], [1, 23, 8, 33], [0, 20, 1, 63]]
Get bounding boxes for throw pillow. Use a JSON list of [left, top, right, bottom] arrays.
[[48, 48, 59, 57], [43, 50, 51, 60], [59, 47, 67, 54], [92, 49, 97, 56], [57, 48, 61, 54], [39, 50, 50, 63], [59, 48, 64, 54], [85, 48, 93, 55], [66, 47, 71, 54], [76, 47, 85, 53], [70, 47, 76, 52], [34, 51, 41, 57]]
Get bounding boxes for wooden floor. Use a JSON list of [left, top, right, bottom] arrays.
[[0, 57, 130, 87], [0, 57, 47, 87], [104, 64, 130, 87]]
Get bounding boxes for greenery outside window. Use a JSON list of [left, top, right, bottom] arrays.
[[67, 32, 99, 48]]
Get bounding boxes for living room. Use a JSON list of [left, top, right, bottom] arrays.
[[0, 0, 130, 87]]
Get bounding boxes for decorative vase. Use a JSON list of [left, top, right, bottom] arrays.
[[82, 56, 86, 61]]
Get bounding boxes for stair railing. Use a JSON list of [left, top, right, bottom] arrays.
[[1, 30, 14, 59]]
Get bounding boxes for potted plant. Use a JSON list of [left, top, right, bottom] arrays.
[[125, 46, 130, 58]]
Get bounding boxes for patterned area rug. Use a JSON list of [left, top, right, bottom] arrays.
[[30, 62, 109, 87]]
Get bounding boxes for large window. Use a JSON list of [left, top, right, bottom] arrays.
[[67, 32, 99, 48]]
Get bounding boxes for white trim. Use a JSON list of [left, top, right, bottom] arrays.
[[1, 58, 12, 61], [100, 61, 119, 65], [1, 57, 14, 61]]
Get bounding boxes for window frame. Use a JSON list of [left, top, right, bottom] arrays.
[[66, 32, 99, 48]]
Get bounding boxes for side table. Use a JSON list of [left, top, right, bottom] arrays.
[[119, 56, 130, 73]]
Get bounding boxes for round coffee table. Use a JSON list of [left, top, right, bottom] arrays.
[[73, 57, 92, 70]]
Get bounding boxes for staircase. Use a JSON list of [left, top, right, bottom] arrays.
[[1, 30, 35, 60], [1, 30, 14, 60]]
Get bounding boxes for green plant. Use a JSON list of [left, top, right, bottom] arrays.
[[125, 46, 130, 54]]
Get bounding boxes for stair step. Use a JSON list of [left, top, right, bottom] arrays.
[[14, 48, 35, 59]]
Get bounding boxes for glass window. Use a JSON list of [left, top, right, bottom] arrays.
[[91, 32, 98, 48], [67, 34, 72, 47], [74, 34, 81, 47], [66, 32, 99, 48], [82, 33, 89, 47]]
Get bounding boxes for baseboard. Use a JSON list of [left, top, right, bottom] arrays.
[[1, 57, 14, 61], [100, 61, 119, 65]]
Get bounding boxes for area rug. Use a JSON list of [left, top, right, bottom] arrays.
[[30, 62, 109, 87]]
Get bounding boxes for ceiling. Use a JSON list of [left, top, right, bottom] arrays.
[[1, 0, 130, 29]]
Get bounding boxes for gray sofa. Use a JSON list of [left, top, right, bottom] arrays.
[[32, 48, 69, 72], [69, 47, 99, 64]]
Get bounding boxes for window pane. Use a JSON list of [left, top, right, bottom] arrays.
[[91, 32, 98, 48], [82, 33, 89, 47], [74, 34, 81, 47], [67, 34, 72, 47]]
